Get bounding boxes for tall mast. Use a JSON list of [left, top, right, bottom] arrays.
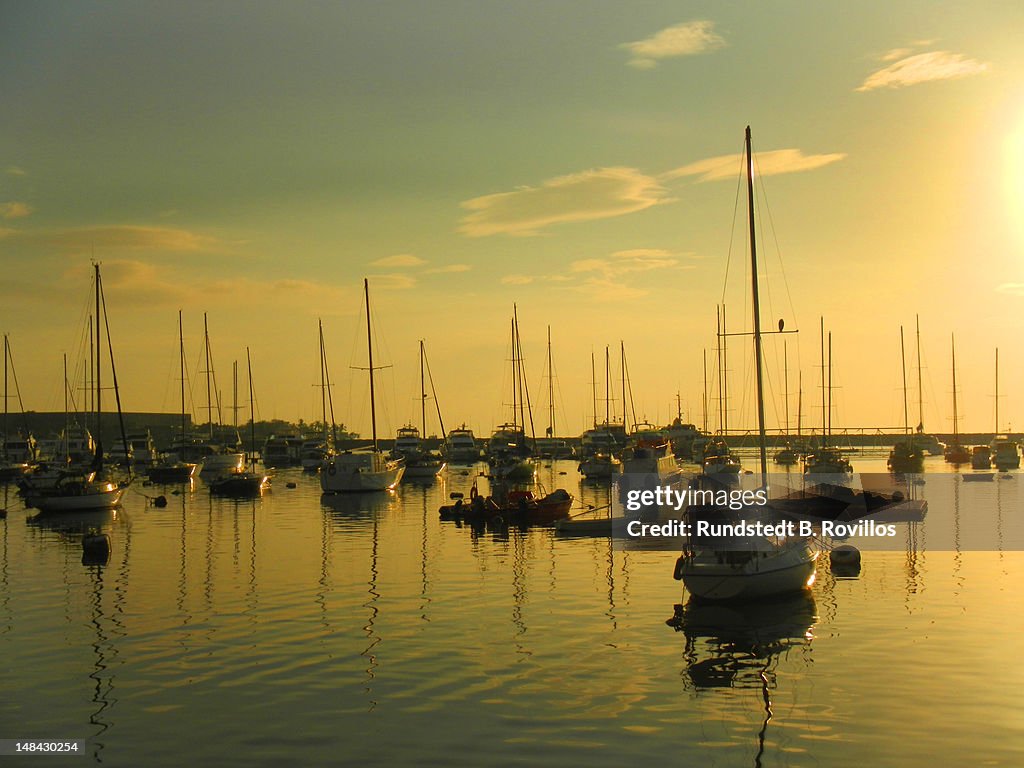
[[232, 360, 238, 430], [995, 347, 999, 434], [319, 319, 327, 444], [702, 349, 708, 434], [419, 339, 427, 436], [783, 339, 789, 437], [179, 310, 186, 447], [900, 326, 909, 436], [364, 278, 378, 451], [716, 306, 724, 434], [2, 335, 7, 461], [591, 351, 597, 429], [915, 315, 924, 432], [620, 341, 628, 433], [722, 304, 729, 436], [828, 332, 833, 439], [246, 347, 255, 466], [63, 354, 69, 461], [820, 317, 826, 448], [797, 371, 803, 439], [546, 326, 555, 438], [951, 334, 959, 442], [94, 262, 102, 463], [604, 345, 610, 425], [744, 126, 768, 481], [204, 313, 213, 441]]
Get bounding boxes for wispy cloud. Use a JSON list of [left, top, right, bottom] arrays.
[[571, 248, 684, 278], [997, 283, 1024, 296], [501, 274, 534, 285], [5, 167, 26, 177], [425, 264, 471, 274], [366, 273, 417, 290], [370, 253, 427, 268], [857, 50, 989, 92], [620, 21, 725, 69], [664, 148, 846, 182], [4, 224, 221, 253], [0, 201, 34, 219], [459, 167, 667, 237]]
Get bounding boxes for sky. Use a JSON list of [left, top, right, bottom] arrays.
[[2, 1, 1024, 439]]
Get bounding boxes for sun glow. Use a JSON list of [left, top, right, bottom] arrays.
[[1006, 116, 1024, 252]]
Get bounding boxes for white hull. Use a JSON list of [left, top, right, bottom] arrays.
[[200, 452, 245, 474], [32, 484, 124, 512], [679, 541, 818, 602], [320, 452, 405, 492]]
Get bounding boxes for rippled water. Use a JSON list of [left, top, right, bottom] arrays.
[[2, 452, 1023, 766]]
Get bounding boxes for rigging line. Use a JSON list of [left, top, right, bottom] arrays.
[[422, 343, 446, 439], [5, 338, 32, 438], [721, 145, 747, 305], [99, 273, 132, 480]]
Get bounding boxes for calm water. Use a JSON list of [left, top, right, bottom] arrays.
[[2, 452, 1023, 767]]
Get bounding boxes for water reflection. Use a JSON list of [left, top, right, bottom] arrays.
[[669, 593, 817, 768]]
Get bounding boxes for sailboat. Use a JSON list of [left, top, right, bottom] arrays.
[[702, 305, 742, 479], [773, 340, 799, 465], [392, 340, 447, 479], [578, 347, 624, 480], [943, 334, 970, 465], [208, 348, 269, 496], [197, 314, 245, 475], [990, 348, 1021, 470], [674, 127, 818, 602], [148, 311, 199, 483], [0, 335, 35, 481], [910, 317, 943, 455], [320, 279, 405, 492], [28, 264, 128, 512], [486, 306, 536, 482], [888, 325, 925, 473], [301, 319, 335, 472], [804, 320, 852, 475]]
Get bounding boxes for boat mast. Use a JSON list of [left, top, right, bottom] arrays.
[[364, 278, 378, 451], [828, 332, 833, 440], [63, 353, 69, 462], [591, 351, 597, 429], [605, 345, 610, 426], [179, 310, 186, 451], [546, 326, 555, 438], [783, 339, 789, 438], [319, 319, 327, 445], [716, 306, 724, 434], [246, 347, 255, 467], [820, 317, 826, 449], [797, 371, 803, 440], [702, 349, 708, 434], [915, 315, 924, 432], [420, 339, 427, 437], [94, 262, 102, 467], [951, 334, 959, 443], [744, 126, 768, 481], [995, 347, 999, 434], [2, 335, 7, 461], [204, 313, 213, 442], [900, 326, 909, 437]]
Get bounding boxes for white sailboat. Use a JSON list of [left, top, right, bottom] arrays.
[[148, 310, 199, 483], [320, 279, 405, 492], [208, 348, 269, 496], [392, 340, 447, 479], [674, 127, 819, 602], [30, 264, 127, 513]]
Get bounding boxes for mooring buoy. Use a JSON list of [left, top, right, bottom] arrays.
[[82, 534, 111, 566]]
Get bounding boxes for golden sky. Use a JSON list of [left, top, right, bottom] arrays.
[[2, 3, 1023, 437]]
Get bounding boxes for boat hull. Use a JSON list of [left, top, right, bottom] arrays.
[[678, 542, 818, 602], [320, 453, 405, 492]]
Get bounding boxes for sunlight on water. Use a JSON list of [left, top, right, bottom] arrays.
[[1, 455, 1023, 767]]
